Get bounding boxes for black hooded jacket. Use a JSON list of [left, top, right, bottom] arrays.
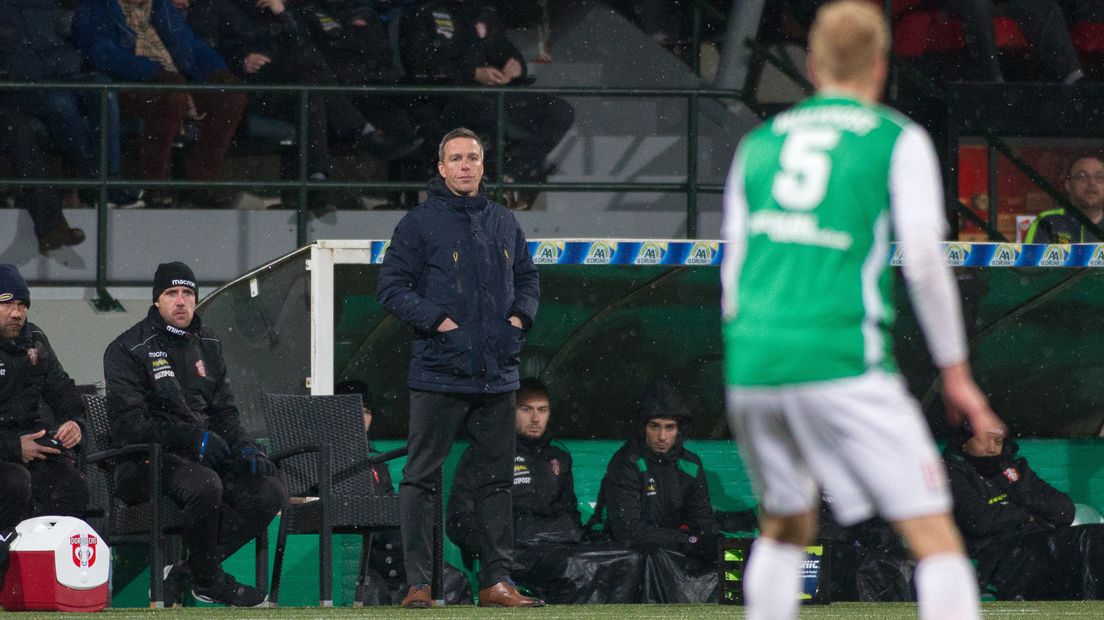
[[596, 431, 717, 552], [447, 430, 581, 553], [188, 0, 309, 74], [376, 176, 539, 394], [944, 435, 1075, 564], [103, 306, 251, 455], [0, 322, 85, 462], [398, 1, 525, 84]]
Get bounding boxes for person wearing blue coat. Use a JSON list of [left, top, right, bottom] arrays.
[[71, 0, 245, 206], [376, 127, 542, 609]]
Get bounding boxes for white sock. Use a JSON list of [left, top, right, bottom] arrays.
[[744, 538, 804, 620], [916, 553, 981, 620]]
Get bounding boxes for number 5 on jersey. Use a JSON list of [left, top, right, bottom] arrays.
[[771, 129, 841, 211]]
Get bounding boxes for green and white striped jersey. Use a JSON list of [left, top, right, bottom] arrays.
[[722, 94, 966, 386]]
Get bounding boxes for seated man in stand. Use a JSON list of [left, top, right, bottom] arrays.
[[398, 0, 573, 210], [591, 382, 720, 603], [0, 108, 87, 253], [72, 0, 247, 207], [447, 378, 643, 603], [945, 420, 1104, 599], [187, 0, 417, 213], [1026, 154, 1104, 243]]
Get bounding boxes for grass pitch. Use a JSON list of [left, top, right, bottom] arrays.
[[16, 602, 1104, 619]]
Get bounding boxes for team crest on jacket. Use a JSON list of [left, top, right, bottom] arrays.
[[26, 347, 38, 366], [550, 459, 560, 476], [1002, 467, 1020, 482], [195, 360, 207, 377]]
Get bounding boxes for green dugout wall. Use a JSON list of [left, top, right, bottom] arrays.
[[103, 240, 1104, 606], [200, 240, 1104, 440]]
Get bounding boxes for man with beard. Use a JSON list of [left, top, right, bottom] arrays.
[[103, 262, 286, 607], [0, 264, 89, 546], [592, 382, 719, 603], [448, 378, 644, 603]]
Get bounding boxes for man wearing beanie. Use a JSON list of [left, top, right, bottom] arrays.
[[0, 264, 90, 540], [103, 261, 286, 607]]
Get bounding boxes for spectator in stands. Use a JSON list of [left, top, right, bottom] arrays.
[[71, 0, 247, 208], [943, 0, 1086, 83], [591, 382, 720, 603], [399, 0, 573, 210], [103, 262, 285, 607], [290, 0, 421, 160], [944, 420, 1104, 599], [448, 378, 644, 603], [333, 379, 472, 606], [0, 108, 87, 253], [376, 128, 541, 608], [1025, 154, 1104, 242], [0, 264, 90, 537], [0, 0, 139, 209], [188, 0, 416, 213]]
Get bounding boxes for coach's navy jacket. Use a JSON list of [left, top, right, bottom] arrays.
[[377, 176, 539, 394]]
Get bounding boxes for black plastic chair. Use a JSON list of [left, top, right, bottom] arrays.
[[261, 393, 402, 607], [79, 394, 268, 608]]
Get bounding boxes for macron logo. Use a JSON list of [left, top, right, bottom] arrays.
[[171, 279, 196, 288]]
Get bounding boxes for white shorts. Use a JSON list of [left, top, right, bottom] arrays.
[[726, 371, 950, 526]]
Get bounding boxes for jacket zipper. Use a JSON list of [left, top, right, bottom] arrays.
[[453, 250, 462, 294]]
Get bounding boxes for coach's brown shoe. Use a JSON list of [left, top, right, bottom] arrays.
[[401, 584, 432, 608], [477, 581, 545, 607]]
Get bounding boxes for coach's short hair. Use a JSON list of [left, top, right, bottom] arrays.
[[438, 127, 484, 163], [808, 0, 888, 84]]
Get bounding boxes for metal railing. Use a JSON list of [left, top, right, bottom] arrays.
[[0, 81, 757, 307]]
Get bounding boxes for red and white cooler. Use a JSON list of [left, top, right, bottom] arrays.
[[0, 516, 109, 612]]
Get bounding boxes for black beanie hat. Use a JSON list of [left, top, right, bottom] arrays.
[[152, 262, 198, 301], [335, 380, 374, 410], [0, 264, 30, 307]]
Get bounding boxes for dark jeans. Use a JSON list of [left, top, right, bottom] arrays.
[[437, 93, 574, 180], [6, 72, 122, 180], [940, 0, 1082, 81], [401, 390, 515, 590], [119, 88, 245, 181], [0, 459, 90, 530], [0, 108, 67, 236], [114, 454, 285, 583]]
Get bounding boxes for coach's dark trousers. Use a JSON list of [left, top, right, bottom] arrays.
[[114, 455, 285, 582], [401, 390, 515, 591], [0, 460, 90, 530]]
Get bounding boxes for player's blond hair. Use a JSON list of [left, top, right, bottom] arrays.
[[808, 0, 889, 83]]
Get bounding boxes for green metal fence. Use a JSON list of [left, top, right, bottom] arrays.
[[0, 81, 755, 307]]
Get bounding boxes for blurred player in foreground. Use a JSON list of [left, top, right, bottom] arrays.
[[720, 2, 1006, 619]]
